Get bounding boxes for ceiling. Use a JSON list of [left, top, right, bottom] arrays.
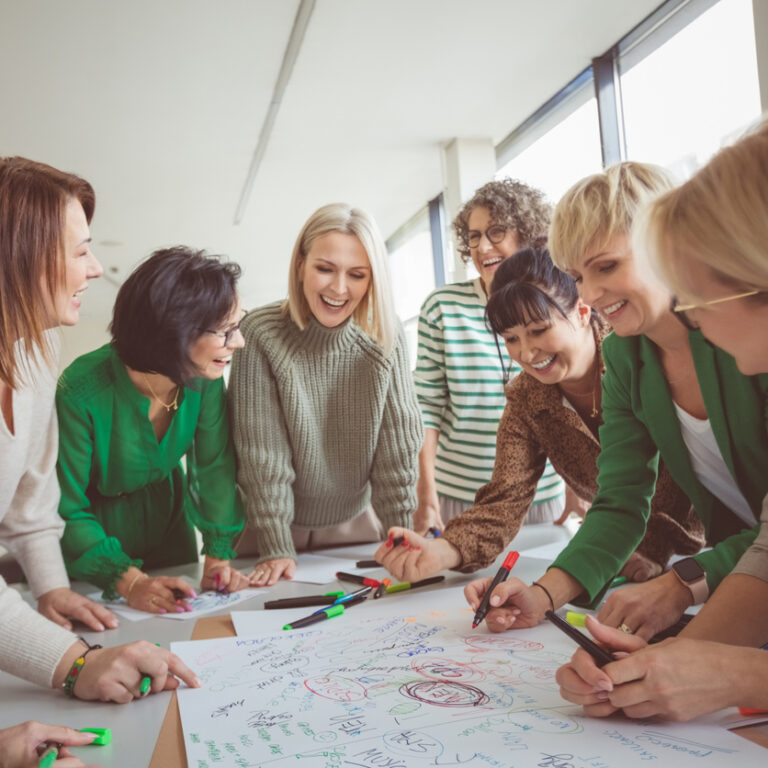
[[0, 0, 663, 349]]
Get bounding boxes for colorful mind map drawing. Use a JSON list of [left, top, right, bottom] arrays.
[[171, 614, 767, 768]]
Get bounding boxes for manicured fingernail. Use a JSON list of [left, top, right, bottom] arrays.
[[189, 589, 197, 598], [96, 624, 105, 631], [490, 595, 500, 606], [194, 676, 202, 687], [158, 609, 167, 614], [176, 606, 185, 613], [385, 540, 392, 548], [596, 692, 610, 700], [596, 680, 613, 692], [184, 604, 193, 612]]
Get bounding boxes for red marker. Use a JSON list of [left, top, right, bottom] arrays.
[[472, 551, 520, 629], [336, 571, 380, 588]]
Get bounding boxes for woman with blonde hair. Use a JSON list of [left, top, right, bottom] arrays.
[[0, 157, 198, 762], [230, 202, 422, 585], [557, 121, 768, 722], [464, 161, 768, 642]]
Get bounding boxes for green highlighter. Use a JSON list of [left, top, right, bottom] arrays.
[[38, 746, 59, 768], [79, 728, 111, 745]]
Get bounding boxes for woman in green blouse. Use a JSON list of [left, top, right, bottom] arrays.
[[56, 246, 249, 614]]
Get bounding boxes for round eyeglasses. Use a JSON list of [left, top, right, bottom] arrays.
[[466, 225, 509, 249]]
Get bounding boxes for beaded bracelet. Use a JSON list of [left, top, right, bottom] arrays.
[[531, 581, 555, 611], [62, 638, 103, 697]]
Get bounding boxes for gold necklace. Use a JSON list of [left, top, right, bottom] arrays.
[[561, 360, 601, 418], [142, 373, 179, 413]]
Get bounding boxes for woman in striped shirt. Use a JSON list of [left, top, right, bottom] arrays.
[[410, 179, 569, 534]]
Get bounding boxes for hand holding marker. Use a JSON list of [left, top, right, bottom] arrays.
[[472, 551, 520, 629]]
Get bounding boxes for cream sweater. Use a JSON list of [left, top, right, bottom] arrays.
[[229, 303, 422, 563], [0, 335, 77, 687]]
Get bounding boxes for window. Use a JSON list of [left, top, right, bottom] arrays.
[[620, 0, 761, 177], [387, 207, 435, 367], [496, 73, 604, 204]]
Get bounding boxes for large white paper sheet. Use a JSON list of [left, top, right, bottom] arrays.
[[173, 609, 767, 767]]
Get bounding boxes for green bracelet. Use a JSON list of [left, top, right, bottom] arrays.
[[62, 638, 103, 697]]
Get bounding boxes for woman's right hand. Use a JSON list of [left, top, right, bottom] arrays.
[[464, 577, 550, 632], [0, 721, 99, 768], [55, 640, 201, 704], [127, 575, 197, 615], [555, 615, 647, 717], [374, 528, 461, 582], [597, 571, 692, 640], [247, 558, 296, 587]]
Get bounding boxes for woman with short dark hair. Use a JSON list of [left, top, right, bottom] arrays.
[[56, 246, 249, 614]]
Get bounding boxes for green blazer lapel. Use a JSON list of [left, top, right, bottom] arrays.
[[636, 335, 711, 520]]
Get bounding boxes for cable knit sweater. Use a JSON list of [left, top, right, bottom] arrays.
[[0, 334, 77, 687], [229, 302, 423, 564]]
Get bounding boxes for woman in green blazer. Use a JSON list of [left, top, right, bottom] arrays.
[[465, 161, 768, 641], [556, 121, 768, 723]]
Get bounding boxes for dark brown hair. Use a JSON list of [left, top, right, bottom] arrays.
[[110, 246, 241, 385], [0, 156, 95, 387]]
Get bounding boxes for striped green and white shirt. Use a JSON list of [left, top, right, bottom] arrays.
[[414, 278, 564, 505]]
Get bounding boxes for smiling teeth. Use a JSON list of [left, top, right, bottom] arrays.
[[602, 300, 627, 315], [321, 296, 345, 307], [532, 355, 555, 369], [483, 257, 502, 267]]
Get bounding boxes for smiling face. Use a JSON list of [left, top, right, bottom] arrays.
[[299, 231, 371, 328], [49, 197, 104, 327], [188, 300, 245, 379], [566, 233, 670, 337], [673, 258, 768, 375], [501, 301, 594, 385], [467, 206, 520, 293]]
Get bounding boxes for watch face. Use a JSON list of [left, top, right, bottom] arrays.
[[673, 557, 704, 582]]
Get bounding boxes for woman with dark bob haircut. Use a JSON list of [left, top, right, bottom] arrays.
[[378, 247, 703, 585], [56, 246, 250, 614]]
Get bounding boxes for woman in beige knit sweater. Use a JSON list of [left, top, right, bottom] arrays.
[[0, 157, 198, 766], [230, 203, 423, 586], [377, 246, 703, 583]]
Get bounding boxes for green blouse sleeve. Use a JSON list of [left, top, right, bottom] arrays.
[[185, 378, 244, 560], [56, 383, 141, 598], [550, 342, 657, 605]]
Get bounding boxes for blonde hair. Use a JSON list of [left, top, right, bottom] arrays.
[[284, 202, 396, 355], [638, 120, 768, 302], [549, 161, 675, 272]]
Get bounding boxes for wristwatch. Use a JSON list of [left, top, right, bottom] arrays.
[[670, 557, 709, 604]]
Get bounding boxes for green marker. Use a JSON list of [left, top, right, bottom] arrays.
[[283, 603, 344, 630], [610, 575, 628, 588], [38, 746, 58, 768], [79, 728, 111, 745], [140, 642, 163, 695]]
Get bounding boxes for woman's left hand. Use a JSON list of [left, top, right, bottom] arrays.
[[37, 587, 118, 633], [201, 557, 250, 593]]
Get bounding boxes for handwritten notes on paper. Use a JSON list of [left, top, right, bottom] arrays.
[[171, 612, 767, 767]]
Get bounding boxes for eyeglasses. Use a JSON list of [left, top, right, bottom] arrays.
[[204, 311, 246, 347], [670, 290, 759, 331], [466, 225, 509, 249]]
